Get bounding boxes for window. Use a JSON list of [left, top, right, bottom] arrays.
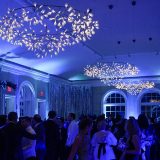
[[141, 92, 160, 118], [103, 92, 126, 118]]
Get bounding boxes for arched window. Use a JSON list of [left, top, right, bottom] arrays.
[[141, 92, 160, 118], [103, 91, 126, 118]]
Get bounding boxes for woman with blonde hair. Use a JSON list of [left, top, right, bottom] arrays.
[[67, 118, 93, 160], [120, 117, 141, 160]]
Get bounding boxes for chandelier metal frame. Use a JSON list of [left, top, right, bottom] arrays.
[[0, 3, 99, 58]]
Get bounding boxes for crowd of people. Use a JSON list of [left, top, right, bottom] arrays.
[[0, 111, 160, 160]]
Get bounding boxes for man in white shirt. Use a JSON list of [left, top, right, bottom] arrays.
[[65, 113, 79, 159]]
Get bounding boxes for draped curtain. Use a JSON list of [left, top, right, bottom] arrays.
[[49, 82, 93, 118]]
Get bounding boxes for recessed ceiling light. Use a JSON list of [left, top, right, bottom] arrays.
[[149, 37, 152, 41], [132, 39, 136, 43], [156, 52, 159, 55], [117, 41, 121, 44], [108, 4, 114, 10], [131, 0, 136, 6]]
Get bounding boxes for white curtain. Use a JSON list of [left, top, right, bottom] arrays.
[[49, 82, 93, 118]]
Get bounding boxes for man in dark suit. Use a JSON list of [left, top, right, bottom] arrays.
[[0, 115, 7, 160], [3, 112, 36, 160], [44, 111, 60, 160]]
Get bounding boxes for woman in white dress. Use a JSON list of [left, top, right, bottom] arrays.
[[91, 120, 117, 160]]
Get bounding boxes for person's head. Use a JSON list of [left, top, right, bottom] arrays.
[[32, 114, 42, 126], [0, 115, 7, 127], [138, 114, 149, 130], [33, 114, 42, 123], [97, 120, 107, 131], [67, 113, 76, 122], [48, 111, 56, 119], [60, 117, 64, 123], [21, 116, 31, 128], [125, 117, 140, 136], [97, 114, 105, 123], [8, 112, 18, 123], [79, 118, 93, 134]]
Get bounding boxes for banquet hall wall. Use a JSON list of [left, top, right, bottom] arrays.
[[0, 60, 160, 119]]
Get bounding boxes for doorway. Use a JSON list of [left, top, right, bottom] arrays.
[[37, 99, 46, 120], [17, 81, 36, 117], [4, 95, 15, 115]]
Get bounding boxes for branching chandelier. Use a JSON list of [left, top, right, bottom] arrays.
[[115, 81, 155, 95], [84, 62, 155, 95], [84, 62, 139, 86], [0, 3, 99, 58]]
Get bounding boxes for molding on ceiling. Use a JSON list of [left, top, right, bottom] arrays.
[[1, 58, 160, 85], [50, 75, 71, 84], [71, 76, 160, 86], [0, 59, 50, 83]]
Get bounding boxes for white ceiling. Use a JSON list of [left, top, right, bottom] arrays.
[[0, 0, 160, 80]]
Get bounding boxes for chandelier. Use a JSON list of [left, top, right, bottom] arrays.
[[115, 81, 155, 95], [0, 3, 99, 58], [84, 62, 139, 86]]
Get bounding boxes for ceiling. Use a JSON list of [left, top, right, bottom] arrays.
[[0, 0, 160, 81]]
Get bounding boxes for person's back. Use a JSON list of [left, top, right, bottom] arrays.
[[4, 112, 37, 160], [91, 129, 117, 160], [4, 121, 23, 160], [67, 118, 93, 160], [0, 115, 7, 160], [3, 112, 23, 160], [59, 117, 67, 160], [78, 134, 92, 160], [150, 141, 160, 160], [120, 117, 141, 160], [0, 127, 7, 160], [44, 111, 60, 160], [91, 120, 117, 160], [44, 119, 60, 149]]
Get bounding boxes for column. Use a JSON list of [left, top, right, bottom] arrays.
[[126, 94, 138, 119], [0, 85, 5, 114]]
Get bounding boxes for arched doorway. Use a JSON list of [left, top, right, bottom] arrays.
[[17, 81, 36, 117]]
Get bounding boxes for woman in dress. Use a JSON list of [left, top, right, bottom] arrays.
[[67, 118, 93, 160], [120, 117, 141, 160], [91, 120, 117, 160]]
